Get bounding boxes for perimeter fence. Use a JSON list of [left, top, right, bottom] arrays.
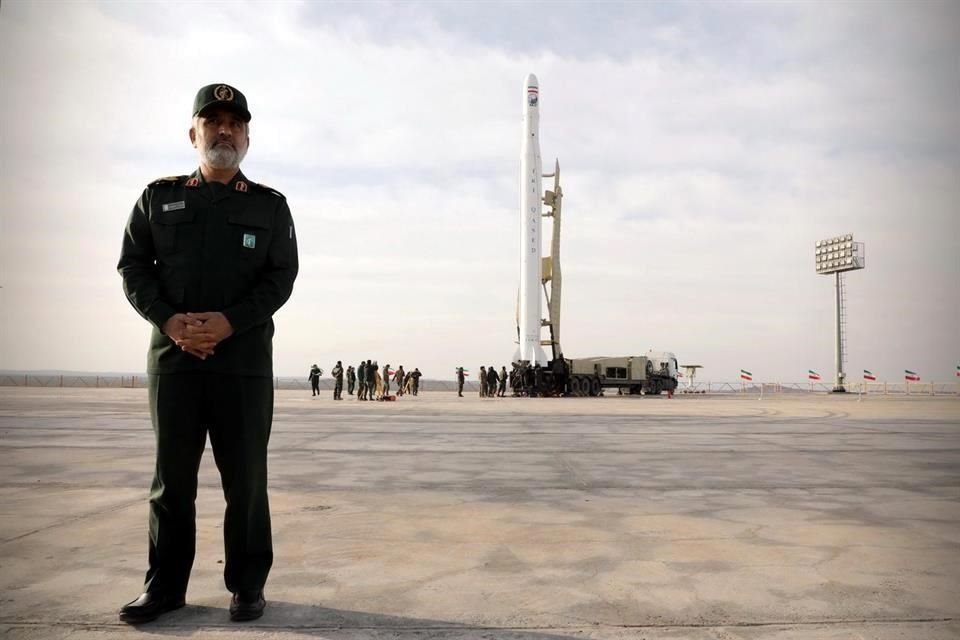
[[2, 375, 957, 396], [0, 375, 476, 393]]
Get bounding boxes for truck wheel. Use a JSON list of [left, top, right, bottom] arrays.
[[570, 377, 581, 396], [590, 377, 601, 397]]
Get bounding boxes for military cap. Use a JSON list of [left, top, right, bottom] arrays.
[[193, 83, 251, 122]]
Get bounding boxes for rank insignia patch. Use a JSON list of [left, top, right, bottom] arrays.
[[235, 181, 248, 192], [243, 233, 256, 249], [185, 177, 200, 187]]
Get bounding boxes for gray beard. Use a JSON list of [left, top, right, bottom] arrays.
[[203, 142, 246, 170]]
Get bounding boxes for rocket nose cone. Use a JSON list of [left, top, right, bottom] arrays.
[[525, 73, 539, 88]]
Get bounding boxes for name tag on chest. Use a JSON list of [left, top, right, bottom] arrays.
[[243, 233, 257, 249], [161, 201, 186, 212]]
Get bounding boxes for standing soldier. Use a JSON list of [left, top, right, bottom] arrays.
[[499, 366, 508, 397], [117, 84, 297, 623], [357, 360, 367, 401], [487, 366, 499, 399], [552, 353, 568, 396], [478, 366, 487, 397], [510, 363, 521, 396], [308, 364, 321, 397], [366, 360, 376, 400], [346, 365, 356, 396], [456, 367, 465, 397], [393, 365, 405, 396], [410, 368, 422, 395], [331, 361, 343, 400]]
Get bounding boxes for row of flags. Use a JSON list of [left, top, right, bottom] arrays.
[[745, 368, 921, 382], [805, 369, 923, 381], [758, 368, 957, 382]]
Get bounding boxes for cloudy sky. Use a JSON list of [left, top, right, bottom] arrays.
[[0, 0, 957, 382]]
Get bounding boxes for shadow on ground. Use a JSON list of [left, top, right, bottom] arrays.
[[130, 601, 584, 639]]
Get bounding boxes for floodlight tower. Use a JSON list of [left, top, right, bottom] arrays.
[[814, 234, 865, 392]]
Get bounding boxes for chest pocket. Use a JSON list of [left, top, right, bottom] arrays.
[[152, 208, 197, 256], [227, 209, 272, 266]]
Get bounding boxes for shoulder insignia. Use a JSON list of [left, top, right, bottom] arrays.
[[251, 182, 286, 199], [235, 180, 249, 192], [148, 175, 187, 187], [185, 177, 200, 188]]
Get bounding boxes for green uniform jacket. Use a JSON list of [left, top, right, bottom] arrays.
[[118, 169, 298, 375]]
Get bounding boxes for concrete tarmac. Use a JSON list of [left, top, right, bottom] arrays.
[[0, 388, 958, 639]]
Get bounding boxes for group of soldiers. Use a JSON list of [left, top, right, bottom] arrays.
[[310, 361, 422, 400], [457, 366, 508, 398], [455, 356, 571, 398], [310, 356, 572, 400]]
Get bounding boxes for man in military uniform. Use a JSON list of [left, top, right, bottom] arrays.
[[456, 367, 465, 397], [413, 368, 422, 395], [478, 366, 487, 397], [308, 364, 321, 396], [366, 359, 376, 399], [357, 360, 367, 400], [117, 84, 297, 624], [487, 366, 499, 399], [331, 361, 344, 400], [499, 366, 508, 397], [393, 365, 405, 396], [346, 365, 356, 396]]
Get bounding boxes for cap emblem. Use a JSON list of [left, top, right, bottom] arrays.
[[214, 85, 234, 101]]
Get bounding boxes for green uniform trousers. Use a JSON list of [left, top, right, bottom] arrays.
[[145, 373, 273, 596]]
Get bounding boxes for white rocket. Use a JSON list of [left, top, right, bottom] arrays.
[[515, 73, 548, 366]]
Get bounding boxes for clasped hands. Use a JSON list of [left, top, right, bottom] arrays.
[[162, 312, 234, 360]]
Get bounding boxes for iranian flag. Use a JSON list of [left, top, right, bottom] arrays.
[[740, 369, 753, 381], [905, 369, 920, 382], [457, 369, 470, 377], [863, 370, 877, 381], [808, 370, 821, 381]]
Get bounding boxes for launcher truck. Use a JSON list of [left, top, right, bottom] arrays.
[[566, 352, 679, 396], [513, 162, 680, 398]]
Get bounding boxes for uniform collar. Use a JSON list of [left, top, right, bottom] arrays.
[[187, 168, 251, 200]]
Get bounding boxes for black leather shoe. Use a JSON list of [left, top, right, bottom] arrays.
[[119, 592, 185, 624], [230, 590, 265, 622]]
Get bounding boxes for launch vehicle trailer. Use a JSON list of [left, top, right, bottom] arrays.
[[516, 352, 680, 397], [565, 353, 679, 396]]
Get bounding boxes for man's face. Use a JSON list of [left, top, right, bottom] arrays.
[[190, 108, 249, 170]]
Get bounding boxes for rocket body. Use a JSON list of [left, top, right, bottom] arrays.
[[517, 73, 548, 365]]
